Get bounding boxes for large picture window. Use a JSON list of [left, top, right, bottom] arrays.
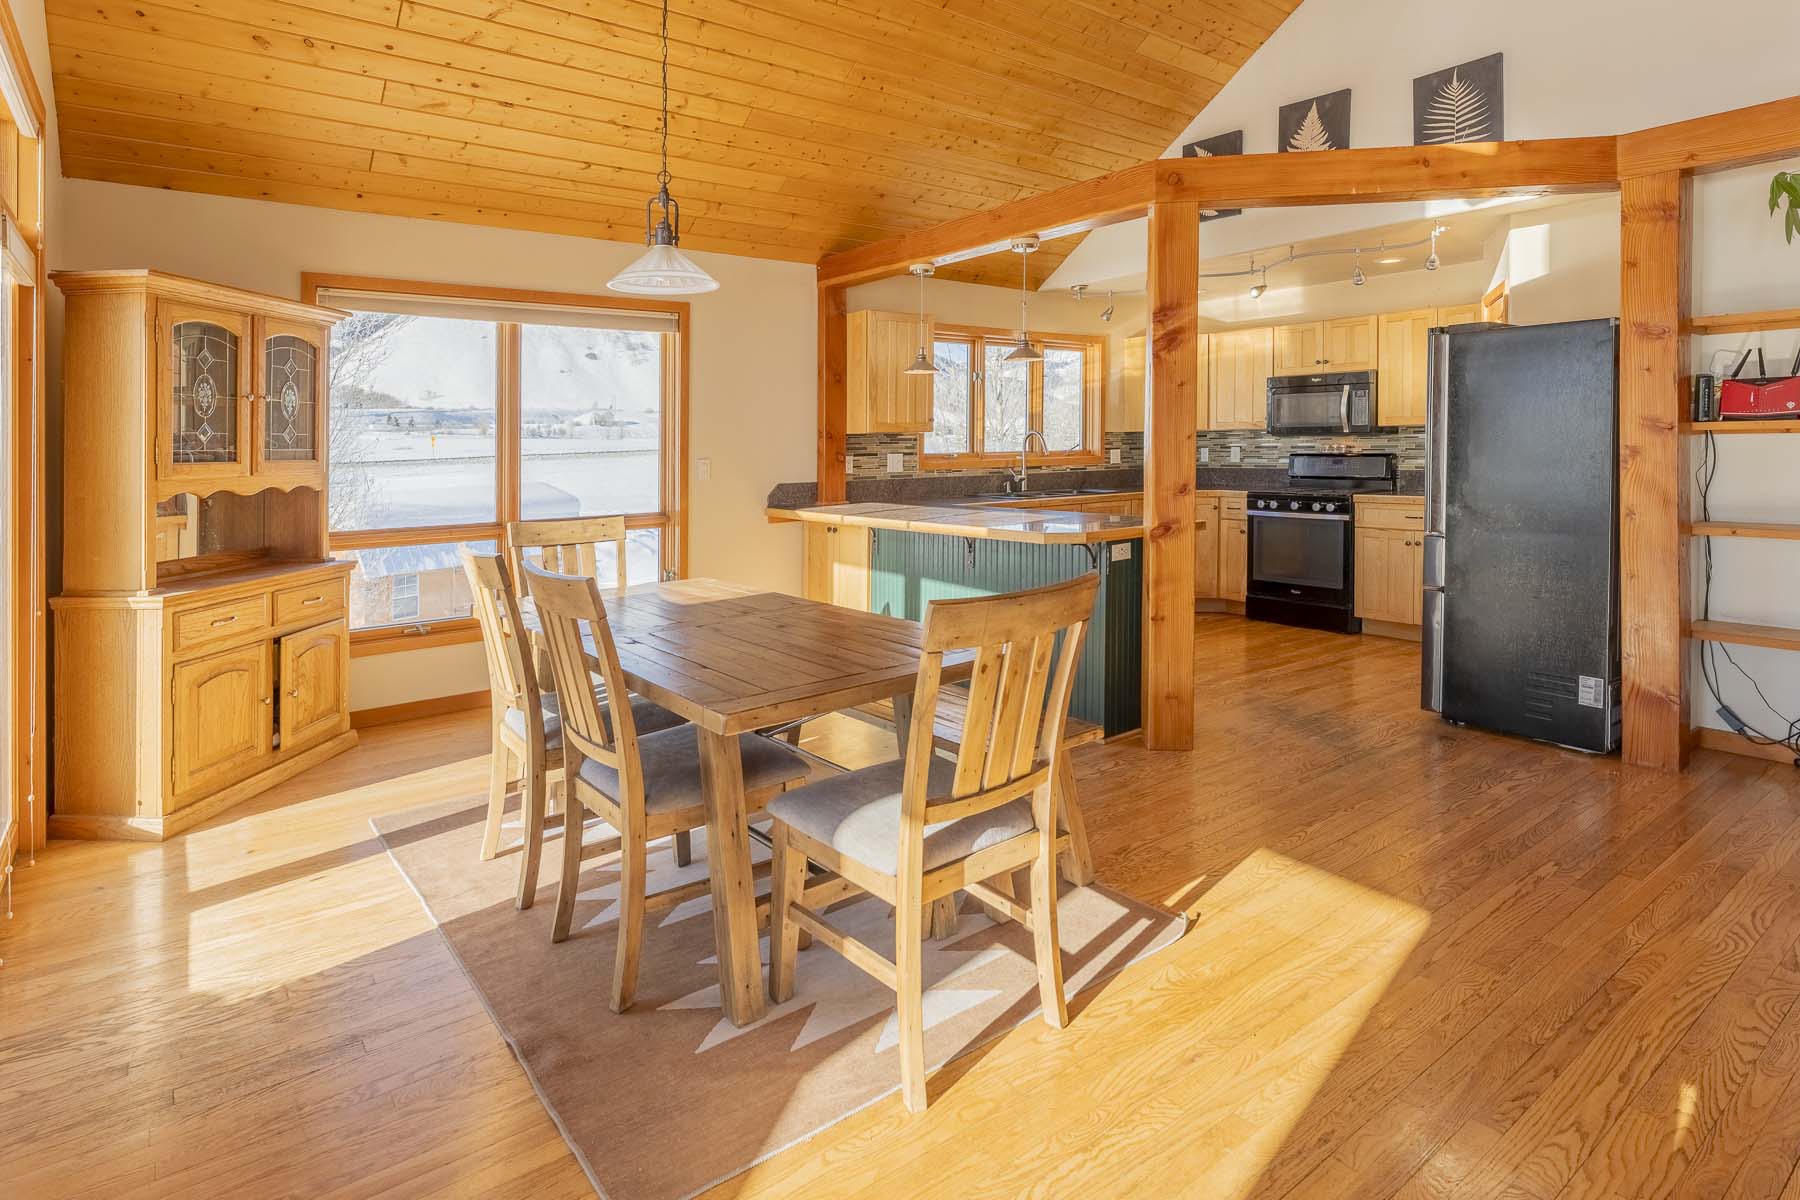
[[305, 275, 687, 649], [921, 324, 1104, 468]]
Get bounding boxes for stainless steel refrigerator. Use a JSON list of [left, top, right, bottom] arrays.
[[1421, 318, 1621, 753]]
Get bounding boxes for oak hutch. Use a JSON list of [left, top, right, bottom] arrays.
[[50, 270, 356, 840]]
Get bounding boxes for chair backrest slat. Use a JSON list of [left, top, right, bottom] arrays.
[[521, 562, 638, 789], [508, 515, 630, 592], [459, 548, 536, 716], [908, 574, 1099, 824]]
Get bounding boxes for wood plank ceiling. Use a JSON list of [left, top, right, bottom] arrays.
[[46, 0, 1300, 286]]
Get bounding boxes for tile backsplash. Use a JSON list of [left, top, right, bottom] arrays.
[[845, 432, 1142, 479]]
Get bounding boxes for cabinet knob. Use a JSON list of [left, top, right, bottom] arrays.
[[288, 689, 300, 699], [262, 696, 273, 706]]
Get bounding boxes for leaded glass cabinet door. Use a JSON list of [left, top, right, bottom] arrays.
[[156, 302, 251, 483], [253, 318, 327, 482]]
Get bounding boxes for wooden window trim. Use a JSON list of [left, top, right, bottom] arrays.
[[302, 274, 690, 640], [919, 323, 1106, 471]]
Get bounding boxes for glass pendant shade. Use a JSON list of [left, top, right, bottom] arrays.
[[608, 241, 718, 296]]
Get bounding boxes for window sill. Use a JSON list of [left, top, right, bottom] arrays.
[[350, 620, 483, 657], [917, 451, 1105, 472]]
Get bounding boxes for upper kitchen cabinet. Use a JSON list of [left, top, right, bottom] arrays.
[[1273, 315, 1379, 376], [847, 309, 934, 434], [1209, 326, 1273, 430], [1108, 333, 1146, 433], [1378, 304, 1487, 427]]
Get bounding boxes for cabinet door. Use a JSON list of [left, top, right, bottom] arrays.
[[1324, 316, 1379, 371], [1193, 497, 1220, 599], [1273, 323, 1325, 375], [804, 524, 871, 610], [848, 311, 933, 434], [171, 640, 272, 798], [280, 619, 349, 752], [1437, 303, 1481, 327], [253, 317, 328, 480], [1194, 333, 1211, 432], [1212, 328, 1272, 428], [1378, 310, 1432, 427], [1111, 334, 1146, 433], [157, 301, 253, 482], [1220, 518, 1247, 601]]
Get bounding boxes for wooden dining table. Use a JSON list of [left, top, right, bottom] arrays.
[[527, 577, 968, 1027]]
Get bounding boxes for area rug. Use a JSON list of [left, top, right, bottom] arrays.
[[374, 797, 1186, 1200]]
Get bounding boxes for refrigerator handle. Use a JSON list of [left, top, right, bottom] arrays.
[[1421, 587, 1445, 713], [1425, 330, 1450, 535]]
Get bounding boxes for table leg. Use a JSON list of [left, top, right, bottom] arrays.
[[697, 728, 766, 1026]]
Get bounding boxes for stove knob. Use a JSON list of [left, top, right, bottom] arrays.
[[1311, 502, 1322, 512], [1289, 501, 1301, 511]]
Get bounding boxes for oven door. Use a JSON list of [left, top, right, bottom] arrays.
[[1248, 510, 1354, 606]]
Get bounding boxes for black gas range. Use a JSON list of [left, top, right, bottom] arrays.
[[1245, 453, 1398, 634]]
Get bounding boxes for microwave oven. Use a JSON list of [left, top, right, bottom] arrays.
[[1266, 371, 1381, 436]]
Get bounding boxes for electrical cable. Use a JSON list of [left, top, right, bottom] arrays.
[[1694, 430, 1800, 764]]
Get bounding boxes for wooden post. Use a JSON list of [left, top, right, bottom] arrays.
[[818, 283, 848, 504], [1618, 171, 1691, 771], [1143, 201, 1199, 751]]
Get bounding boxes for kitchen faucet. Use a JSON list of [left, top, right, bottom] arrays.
[[1008, 429, 1050, 493]]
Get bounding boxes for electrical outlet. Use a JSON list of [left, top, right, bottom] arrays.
[[1109, 448, 1121, 465], [1199, 446, 1210, 464], [1229, 445, 1242, 464], [697, 457, 712, 481], [886, 452, 906, 474]]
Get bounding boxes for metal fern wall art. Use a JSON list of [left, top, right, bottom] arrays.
[[1278, 89, 1351, 155]]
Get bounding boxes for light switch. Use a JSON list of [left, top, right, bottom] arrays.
[[697, 457, 712, 481], [1199, 446, 1210, 464], [886, 452, 906, 473], [1109, 448, 1122, 465], [1229, 445, 1242, 463]]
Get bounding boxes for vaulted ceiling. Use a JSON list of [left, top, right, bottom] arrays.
[[47, 0, 1301, 285]]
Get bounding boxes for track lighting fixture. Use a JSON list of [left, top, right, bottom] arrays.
[[1425, 226, 1443, 272], [1099, 290, 1115, 323], [1351, 250, 1366, 287]]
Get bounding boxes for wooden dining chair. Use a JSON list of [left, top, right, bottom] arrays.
[[507, 514, 631, 593], [764, 573, 1100, 1111], [523, 561, 813, 1013], [461, 548, 682, 911]]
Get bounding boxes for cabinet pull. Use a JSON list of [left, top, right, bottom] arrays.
[[301, 596, 325, 606], [211, 614, 238, 627]]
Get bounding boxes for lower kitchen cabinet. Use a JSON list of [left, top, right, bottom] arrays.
[[279, 619, 351, 751], [1193, 497, 1220, 598], [1353, 497, 1427, 629], [803, 522, 872, 610], [171, 641, 274, 798], [1220, 517, 1248, 602], [1193, 492, 1247, 603]]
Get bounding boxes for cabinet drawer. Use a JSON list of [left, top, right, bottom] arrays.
[[1219, 494, 1247, 519], [173, 593, 271, 652], [1357, 503, 1425, 532], [274, 581, 344, 626]]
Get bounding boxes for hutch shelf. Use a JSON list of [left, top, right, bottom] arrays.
[[49, 270, 356, 841]]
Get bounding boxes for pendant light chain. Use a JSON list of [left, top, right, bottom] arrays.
[[658, 0, 671, 190]]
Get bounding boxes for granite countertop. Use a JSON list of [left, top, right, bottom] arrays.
[[767, 466, 1423, 511], [767, 502, 1143, 545]]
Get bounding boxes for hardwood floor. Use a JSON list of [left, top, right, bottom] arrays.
[[7, 615, 1800, 1198]]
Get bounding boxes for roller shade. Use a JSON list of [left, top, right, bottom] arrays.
[[317, 288, 681, 334]]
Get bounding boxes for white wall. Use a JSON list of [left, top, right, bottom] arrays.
[[50, 179, 817, 710], [1688, 156, 1800, 737], [1051, 0, 1799, 288]]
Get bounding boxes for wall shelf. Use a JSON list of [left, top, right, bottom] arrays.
[[1683, 420, 1800, 434], [1687, 521, 1800, 540], [1688, 619, 1800, 652], [1686, 309, 1800, 336]]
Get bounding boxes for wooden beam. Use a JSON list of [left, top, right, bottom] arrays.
[[1619, 171, 1692, 772], [1152, 138, 1620, 208], [1618, 95, 1800, 179], [1142, 201, 1199, 751], [818, 283, 848, 504], [814, 163, 1156, 288]]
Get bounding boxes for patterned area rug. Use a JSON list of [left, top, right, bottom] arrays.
[[374, 798, 1185, 1200]]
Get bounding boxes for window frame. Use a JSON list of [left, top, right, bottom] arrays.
[[919, 322, 1106, 470], [302, 274, 689, 656]]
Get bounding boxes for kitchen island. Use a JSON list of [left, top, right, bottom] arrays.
[[770, 501, 1143, 736]]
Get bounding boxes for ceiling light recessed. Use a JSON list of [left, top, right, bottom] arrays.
[[1377, 256, 1404, 265]]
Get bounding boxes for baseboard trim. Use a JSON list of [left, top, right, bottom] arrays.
[[1695, 727, 1800, 766], [1361, 619, 1422, 642], [352, 690, 489, 730]]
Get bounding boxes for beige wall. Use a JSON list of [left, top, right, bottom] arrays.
[[49, 178, 818, 710]]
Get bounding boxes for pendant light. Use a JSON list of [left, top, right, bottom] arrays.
[[902, 264, 937, 376], [1424, 225, 1443, 272], [607, 0, 719, 296], [1004, 237, 1044, 363], [1351, 249, 1367, 287]]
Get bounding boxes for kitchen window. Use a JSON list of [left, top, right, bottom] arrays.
[[305, 275, 688, 651], [920, 325, 1104, 467]]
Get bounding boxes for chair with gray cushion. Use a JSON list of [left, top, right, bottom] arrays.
[[460, 549, 683, 912], [765, 573, 1100, 1111], [524, 561, 811, 1014]]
